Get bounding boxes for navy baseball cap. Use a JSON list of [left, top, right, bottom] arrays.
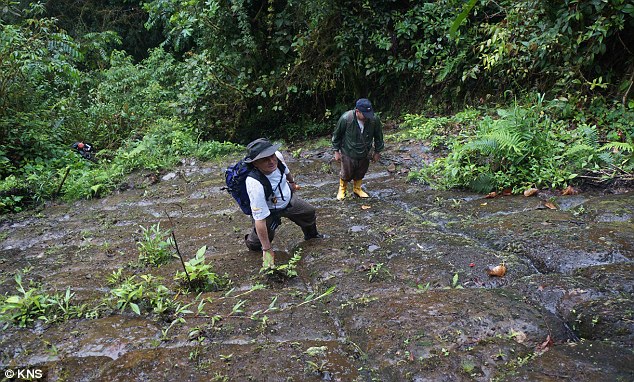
[[355, 98, 375, 119]]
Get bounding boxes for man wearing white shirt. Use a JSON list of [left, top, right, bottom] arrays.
[[243, 138, 325, 268]]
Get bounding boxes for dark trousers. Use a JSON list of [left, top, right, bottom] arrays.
[[340, 154, 370, 182], [245, 194, 317, 250]]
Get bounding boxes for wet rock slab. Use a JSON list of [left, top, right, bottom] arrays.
[[0, 146, 633, 381]]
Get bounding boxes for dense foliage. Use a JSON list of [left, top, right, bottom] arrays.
[[0, 0, 633, 213], [405, 95, 634, 192]]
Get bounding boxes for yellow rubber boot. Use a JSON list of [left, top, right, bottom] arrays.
[[336, 179, 347, 200], [353, 180, 369, 198]]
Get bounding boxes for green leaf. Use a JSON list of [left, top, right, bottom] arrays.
[[449, 0, 478, 39], [195, 246, 207, 259], [129, 302, 141, 315]]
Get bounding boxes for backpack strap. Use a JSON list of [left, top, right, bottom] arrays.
[[248, 160, 286, 200]]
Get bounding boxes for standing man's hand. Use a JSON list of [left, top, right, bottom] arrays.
[[372, 152, 381, 162], [334, 151, 341, 162]]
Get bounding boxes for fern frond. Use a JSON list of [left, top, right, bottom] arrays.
[[579, 125, 599, 148], [488, 129, 524, 154], [597, 152, 615, 165], [464, 138, 498, 154], [564, 144, 596, 158], [469, 173, 495, 193], [601, 142, 634, 153]]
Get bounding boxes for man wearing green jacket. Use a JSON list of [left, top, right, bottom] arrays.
[[332, 98, 384, 200]]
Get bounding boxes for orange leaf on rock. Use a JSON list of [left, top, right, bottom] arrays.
[[562, 186, 578, 196], [523, 188, 539, 197], [486, 263, 507, 277], [502, 188, 512, 196], [535, 335, 553, 354], [544, 202, 557, 210], [485, 192, 497, 199]]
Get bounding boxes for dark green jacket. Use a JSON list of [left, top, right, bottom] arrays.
[[332, 110, 384, 159]]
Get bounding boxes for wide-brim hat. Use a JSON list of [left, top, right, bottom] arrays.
[[355, 98, 375, 119], [244, 138, 281, 163]]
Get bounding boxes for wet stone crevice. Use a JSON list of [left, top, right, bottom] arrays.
[[0, 142, 633, 381]]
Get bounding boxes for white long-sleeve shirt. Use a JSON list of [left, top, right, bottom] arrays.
[[245, 151, 291, 220]]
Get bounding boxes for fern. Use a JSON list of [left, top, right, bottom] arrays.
[[488, 129, 525, 154], [579, 125, 599, 147], [464, 129, 525, 157], [469, 174, 495, 193], [464, 138, 498, 154], [564, 144, 596, 158], [597, 151, 615, 165], [601, 142, 634, 153]]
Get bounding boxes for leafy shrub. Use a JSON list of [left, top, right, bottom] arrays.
[[81, 49, 182, 149], [108, 274, 190, 316], [174, 246, 231, 292], [408, 95, 627, 192], [137, 223, 175, 266], [58, 118, 241, 203], [399, 109, 480, 149], [194, 141, 243, 161], [0, 274, 86, 328], [0, 175, 28, 213]]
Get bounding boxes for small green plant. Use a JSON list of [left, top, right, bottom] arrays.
[[274, 251, 302, 278], [107, 268, 124, 285], [108, 274, 185, 316], [174, 246, 231, 292], [43, 340, 59, 356], [304, 345, 330, 376], [209, 373, 229, 382], [161, 317, 186, 341], [0, 274, 85, 328], [416, 282, 431, 292], [494, 349, 506, 360], [444, 273, 464, 289], [0, 274, 49, 327], [137, 223, 175, 266], [367, 262, 391, 282], [260, 249, 302, 279], [45, 287, 88, 324], [189, 347, 200, 361], [572, 205, 587, 216], [461, 359, 475, 373], [306, 360, 329, 375]]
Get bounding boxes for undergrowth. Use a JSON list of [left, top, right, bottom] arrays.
[[406, 95, 634, 193], [0, 119, 242, 213]]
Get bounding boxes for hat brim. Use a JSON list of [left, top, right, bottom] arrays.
[[243, 143, 281, 163], [360, 110, 375, 119]]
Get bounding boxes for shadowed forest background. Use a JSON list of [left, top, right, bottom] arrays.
[[1, 0, 633, 213]]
